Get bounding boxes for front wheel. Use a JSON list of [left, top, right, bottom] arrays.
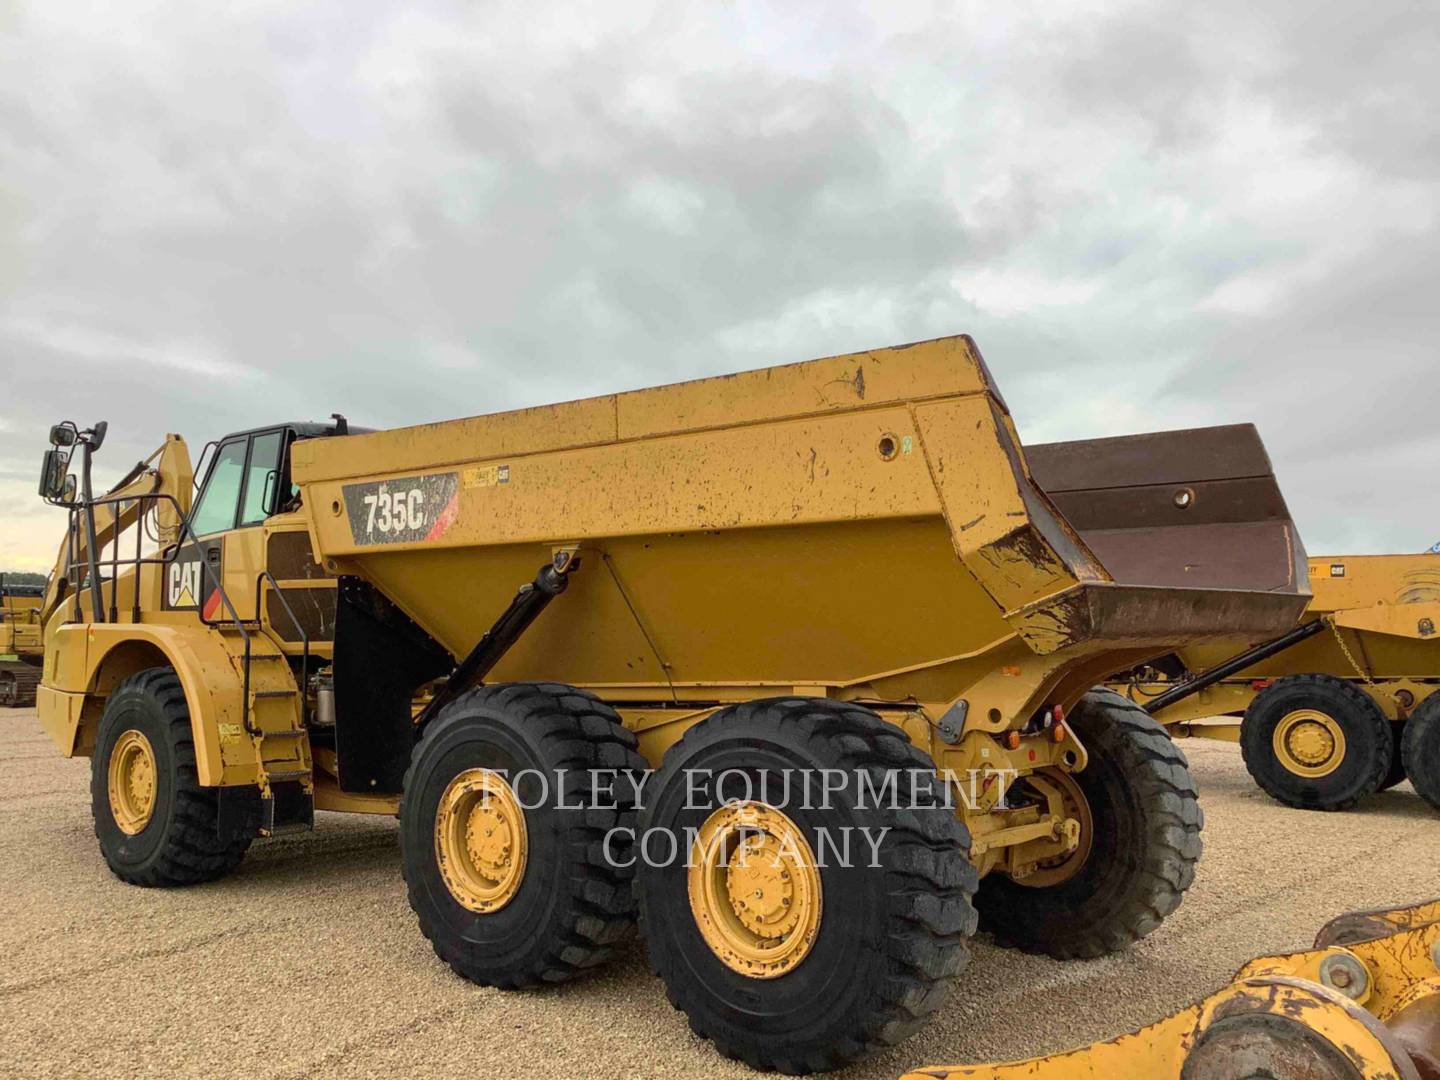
[[91, 667, 250, 886], [975, 689, 1203, 959]]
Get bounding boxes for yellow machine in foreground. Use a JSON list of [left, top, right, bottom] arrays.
[[0, 577, 44, 707], [906, 897, 1440, 1080], [35, 335, 1318, 1072], [1086, 551, 1440, 814]]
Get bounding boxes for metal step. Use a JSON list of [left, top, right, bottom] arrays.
[[264, 768, 311, 782]]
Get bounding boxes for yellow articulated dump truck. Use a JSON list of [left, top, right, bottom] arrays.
[[36, 334, 1327, 1072], [1, 576, 45, 707], [1085, 550, 1440, 815]]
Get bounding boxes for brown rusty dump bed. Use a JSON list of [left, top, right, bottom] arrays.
[[1027, 425, 1307, 595], [292, 335, 1308, 723]]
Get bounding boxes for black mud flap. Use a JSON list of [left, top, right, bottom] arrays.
[[217, 782, 316, 839], [263, 781, 314, 835], [217, 785, 261, 841], [332, 576, 453, 794]]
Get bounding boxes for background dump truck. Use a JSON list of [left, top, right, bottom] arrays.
[[1092, 552, 1440, 814], [0, 576, 45, 707], [1030, 435, 1440, 814], [34, 335, 1311, 1072]]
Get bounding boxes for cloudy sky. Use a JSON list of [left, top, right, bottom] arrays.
[[1, 1, 1436, 571]]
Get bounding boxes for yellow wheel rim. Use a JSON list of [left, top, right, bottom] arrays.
[[688, 801, 822, 979], [108, 729, 158, 835], [434, 769, 528, 914], [1273, 709, 1347, 778]]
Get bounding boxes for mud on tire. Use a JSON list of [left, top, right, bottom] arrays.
[[975, 688, 1203, 959], [91, 666, 251, 886], [636, 697, 978, 1074], [400, 682, 647, 989]]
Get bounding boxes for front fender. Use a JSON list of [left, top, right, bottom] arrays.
[[41, 622, 261, 787]]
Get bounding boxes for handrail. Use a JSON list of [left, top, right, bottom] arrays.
[[58, 489, 256, 735], [255, 569, 310, 724]]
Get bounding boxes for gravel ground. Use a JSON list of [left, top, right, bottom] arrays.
[[3, 706, 1437, 1079]]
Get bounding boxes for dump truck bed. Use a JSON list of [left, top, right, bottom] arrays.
[[291, 335, 1308, 716]]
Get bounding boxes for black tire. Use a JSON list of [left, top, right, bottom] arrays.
[[400, 682, 647, 989], [91, 667, 251, 886], [1402, 693, 1440, 812], [975, 688, 1203, 959], [1379, 722, 1408, 791], [1240, 675, 1391, 811], [0, 662, 41, 707], [636, 697, 978, 1074]]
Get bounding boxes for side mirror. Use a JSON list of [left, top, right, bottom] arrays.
[[39, 449, 71, 500], [49, 424, 76, 448], [261, 469, 278, 515]]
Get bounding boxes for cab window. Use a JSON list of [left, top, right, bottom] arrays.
[[239, 430, 285, 526], [189, 439, 247, 536]]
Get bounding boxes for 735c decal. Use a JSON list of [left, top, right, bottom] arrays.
[[341, 472, 460, 546]]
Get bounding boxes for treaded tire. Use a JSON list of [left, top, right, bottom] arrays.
[[0, 661, 41, 708], [1240, 675, 1391, 811], [400, 682, 647, 989], [975, 688, 1203, 960], [1379, 722, 1408, 792], [636, 697, 978, 1074], [91, 666, 251, 886], [1402, 692, 1440, 812]]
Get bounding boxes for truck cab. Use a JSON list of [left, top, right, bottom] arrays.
[[174, 421, 360, 632]]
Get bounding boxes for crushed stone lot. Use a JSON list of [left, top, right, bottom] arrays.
[[3, 707, 1436, 1079]]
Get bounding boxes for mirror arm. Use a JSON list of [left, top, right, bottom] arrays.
[[78, 441, 105, 623]]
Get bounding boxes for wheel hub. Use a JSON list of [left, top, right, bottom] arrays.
[[435, 769, 528, 914], [689, 802, 821, 979], [108, 729, 158, 835], [1016, 767, 1093, 888], [1274, 710, 1347, 778], [726, 833, 801, 939]]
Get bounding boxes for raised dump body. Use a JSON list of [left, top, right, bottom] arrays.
[[1026, 424, 1306, 599], [292, 334, 1308, 742]]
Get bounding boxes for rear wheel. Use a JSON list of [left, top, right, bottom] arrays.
[[399, 682, 647, 988], [636, 698, 977, 1074], [1240, 675, 1391, 811], [976, 689, 1203, 959], [1402, 692, 1440, 812], [91, 667, 250, 886]]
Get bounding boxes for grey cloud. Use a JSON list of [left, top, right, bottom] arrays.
[[1, 0, 1437, 568]]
